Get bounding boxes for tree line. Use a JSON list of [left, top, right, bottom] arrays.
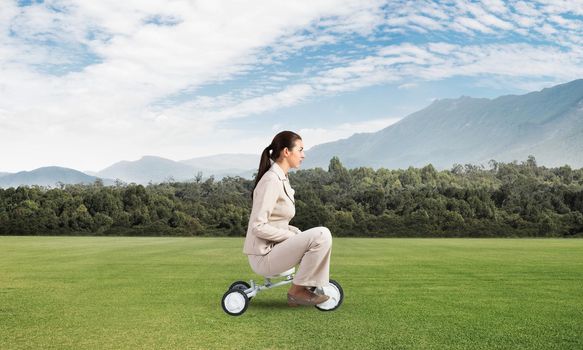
[[1, 156, 582, 237]]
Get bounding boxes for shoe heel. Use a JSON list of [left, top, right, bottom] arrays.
[[287, 294, 300, 307]]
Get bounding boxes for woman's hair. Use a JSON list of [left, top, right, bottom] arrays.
[[251, 130, 302, 199]]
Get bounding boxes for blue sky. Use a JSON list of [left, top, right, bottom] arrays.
[[1, 0, 582, 172]]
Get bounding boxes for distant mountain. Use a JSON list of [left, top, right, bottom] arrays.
[[96, 155, 199, 184], [95, 154, 259, 185], [303, 79, 583, 169], [0, 154, 260, 189], [0, 166, 115, 189]]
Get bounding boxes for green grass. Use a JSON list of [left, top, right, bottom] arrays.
[[1, 237, 582, 349]]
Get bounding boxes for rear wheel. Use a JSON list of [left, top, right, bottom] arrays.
[[315, 279, 344, 311]]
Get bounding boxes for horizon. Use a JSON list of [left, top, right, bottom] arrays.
[[1, 1, 582, 173]]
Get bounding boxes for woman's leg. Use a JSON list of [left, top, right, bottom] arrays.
[[253, 226, 332, 288]]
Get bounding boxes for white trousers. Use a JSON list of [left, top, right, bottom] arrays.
[[247, 226, 332, 288]]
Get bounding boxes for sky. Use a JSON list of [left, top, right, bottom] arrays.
[[1, 0, 582, 173]]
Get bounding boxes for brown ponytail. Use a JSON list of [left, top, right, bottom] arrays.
[[252, 130, 302, 199]]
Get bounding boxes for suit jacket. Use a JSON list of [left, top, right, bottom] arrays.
[[243, 162, 301, 255]]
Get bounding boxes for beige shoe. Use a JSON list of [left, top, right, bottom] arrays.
[[287, 292, 330, 307]]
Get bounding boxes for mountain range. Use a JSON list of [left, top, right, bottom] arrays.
[[0, 166, 115, 188], [1, 79, 582, 188], [94, 154, 258, 184], [0, 154, 259, 189], [302, 79, 583, 169]]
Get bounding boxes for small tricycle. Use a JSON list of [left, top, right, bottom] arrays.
[[221, 267, 344, 316]]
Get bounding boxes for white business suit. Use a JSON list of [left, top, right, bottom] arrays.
[[244, 162, 332, 288]]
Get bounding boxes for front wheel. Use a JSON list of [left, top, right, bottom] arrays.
[[315, 279, 344, 312], [221, 289, 249, 316], [228, 281, 252, 300]]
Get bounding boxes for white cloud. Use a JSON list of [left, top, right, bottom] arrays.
[[513, 2, 541, 18], [456, 17, 495, 34], [478, 13, 514, 30], [427, 42, 458, 54], [398, 82, 418, 89], [482, 0, 508, 15]]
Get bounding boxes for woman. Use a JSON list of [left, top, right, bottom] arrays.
[[243, 131, 332, 307]]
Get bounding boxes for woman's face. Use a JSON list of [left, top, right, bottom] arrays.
[[287, 139, 305, 169]]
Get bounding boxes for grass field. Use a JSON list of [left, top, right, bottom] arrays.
[[0, 236, 582, 349]]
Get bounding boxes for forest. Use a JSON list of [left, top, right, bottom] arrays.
[[1, 156, 582, 237]]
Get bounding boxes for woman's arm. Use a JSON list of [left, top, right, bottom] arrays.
[[249, 176, 295, 242]]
